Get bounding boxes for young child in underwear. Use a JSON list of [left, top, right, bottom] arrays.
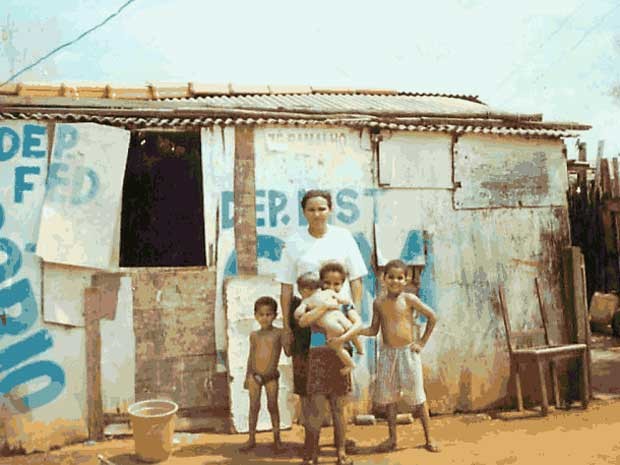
[[241, 296, 286, 452], [359, 259, 439, 453], [294, 262, 364, 375]]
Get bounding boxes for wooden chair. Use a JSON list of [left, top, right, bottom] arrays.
[[498, 278, 589, 415]]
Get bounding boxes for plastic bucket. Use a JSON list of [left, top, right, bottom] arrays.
[[128, 399, 178, 463]]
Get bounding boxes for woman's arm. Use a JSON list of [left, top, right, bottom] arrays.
[[349, 277, 363, 312], [293, 301, 309, 321], [280, 283, 294, 351]]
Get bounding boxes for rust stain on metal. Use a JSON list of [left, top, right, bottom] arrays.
[[511, 258, 540, 268]]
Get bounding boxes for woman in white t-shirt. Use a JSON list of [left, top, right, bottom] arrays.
[[277, 189, 367, 465]]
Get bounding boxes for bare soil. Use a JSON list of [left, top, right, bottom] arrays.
[[2, 397, 619, 465]]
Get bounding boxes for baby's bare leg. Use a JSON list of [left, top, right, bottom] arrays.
[[264, 378, 282, 451], [335, 344, 355, 374]]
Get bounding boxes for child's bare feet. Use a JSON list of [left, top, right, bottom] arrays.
[[375, 438, 396, 453], [239, 439, 256, 452], [424, 441, 440, 453], [273, 439, 283, 453]]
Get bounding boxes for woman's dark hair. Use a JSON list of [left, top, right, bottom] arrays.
[[319, 261, 348, 281], [254, 296, 278, 315], [301, 189, 332, 209]]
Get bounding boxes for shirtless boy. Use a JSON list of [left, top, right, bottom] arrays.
[[241, 296, 287, 452], [294, 262, 364, 374], [359, 259, 440, 453]]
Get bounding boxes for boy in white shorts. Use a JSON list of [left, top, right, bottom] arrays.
[[360, 259, 440, 453]]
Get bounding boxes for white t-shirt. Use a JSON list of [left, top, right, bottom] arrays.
[[276, 225, 368, 298]]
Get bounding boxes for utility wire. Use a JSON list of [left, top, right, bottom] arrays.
[[498, 2, 620, 107], [0, 0, 137, 88], [495, 0, 589, 91]]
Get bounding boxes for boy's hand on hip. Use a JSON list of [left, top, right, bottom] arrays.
[[409, 342, 423, 353]]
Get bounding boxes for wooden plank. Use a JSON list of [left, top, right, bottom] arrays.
[[85, 287, 104, 441], [536, 359, 549, 415], [498, 286, 514, 354], [534, 278, 551, 345], [233, 126, 258, 275], [601, 158, 612, 196], [577, 141, 587, 162], [612, 157, 620, 197]]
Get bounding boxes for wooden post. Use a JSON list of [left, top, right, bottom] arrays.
[[578, 141, 587, 162], [85, 287, 104, 440], [233, 126, 258, 275], [562, 246, 591, 402]]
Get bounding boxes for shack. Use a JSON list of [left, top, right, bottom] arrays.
[[0, 82, 590, 453]]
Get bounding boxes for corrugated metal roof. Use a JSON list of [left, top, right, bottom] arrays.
[[0, 81, 591, 138], [167, 93, 490, 118], [0, 81, 483, 103], [0, 112, 583, 139]]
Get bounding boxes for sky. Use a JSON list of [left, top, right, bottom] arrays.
[[1, 0, 619, 159]]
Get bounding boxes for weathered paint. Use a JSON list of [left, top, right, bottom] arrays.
[[224, 276, 295, 433], [378, 132, 453, 188], [207, 127, 573, 417], [373, 184, 570, 412], [36, 123, 130, 269], [0, 121, 88, 452], [201, 127, 235, 372], [454, 135, 567, 209], [100, 276, 135, 414], [42, 263, 94, 327]]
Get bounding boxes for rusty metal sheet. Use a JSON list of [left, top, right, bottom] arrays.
[[454, 135, 567, 209]]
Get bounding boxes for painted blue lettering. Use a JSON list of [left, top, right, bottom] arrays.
[[336, 189, 360, 224], [400, 230, 425, 263], [0, 203, 4, 229], [268, 190, 287, 227], [0, 360, 65, 411], [71, 166, 99, 205], [52, 125, 78, 159], [0, 329, 53, 373], [0, 279, 38, 336], [0, 127, 20, 162], [46, 162, 70, 202], [255, 190, 266, 227], [14, 166, 41, 203], [0, 237, 22, 283], [221, 191, 234, 229], [22, 125, 46, 158]]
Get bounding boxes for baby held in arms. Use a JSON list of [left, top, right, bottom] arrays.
[[294, 262, 364, 374]]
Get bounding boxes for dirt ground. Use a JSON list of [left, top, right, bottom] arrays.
[[2, 397, 619, 465], [3, 331, 619, 465]]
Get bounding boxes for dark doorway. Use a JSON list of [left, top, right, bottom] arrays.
[[120, 131, 206, 267]]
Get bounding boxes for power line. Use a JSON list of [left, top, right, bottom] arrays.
[[497, 2, 620, 107], [495, 0, 589, 91], [0, 0, 137, 88]]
